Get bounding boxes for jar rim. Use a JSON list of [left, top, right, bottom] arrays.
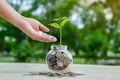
[[51, 45, 67, 50]]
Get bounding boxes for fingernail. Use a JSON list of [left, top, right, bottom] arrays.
[[51, 37, 57, 42], [47, 29, 50, 32], [53, 37, 57, 41]]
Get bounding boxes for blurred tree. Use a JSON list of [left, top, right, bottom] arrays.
[[104, 0, 120, 57], [0, 0, 120, 63]]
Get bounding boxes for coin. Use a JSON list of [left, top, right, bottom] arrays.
[[39, 31, 55, 38], [63, 63, 68, 68], [49, 60, 56, 65], [64, 57, 71, 65], [58, 67, 64, 70], [53, 65, 59, 70], [50, 58, 56, 62], [58, 56, 65, 62], [55, 52, 63, 58], [57, 61, 63, 67], [47, 54, 55, 60], [46, 51, 72, 71]]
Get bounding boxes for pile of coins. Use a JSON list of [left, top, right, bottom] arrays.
[[46, 52, 72, 71], [39, 31, 55, 39]]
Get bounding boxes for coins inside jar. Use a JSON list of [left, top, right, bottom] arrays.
[[46, 52, 72, 71]]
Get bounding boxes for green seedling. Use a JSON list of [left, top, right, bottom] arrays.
[[49, 17, 69, 45]]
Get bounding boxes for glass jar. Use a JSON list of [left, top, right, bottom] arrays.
[[46, 45, 73, 71]]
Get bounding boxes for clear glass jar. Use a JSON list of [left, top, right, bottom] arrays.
[[46, 45, 73, 71]]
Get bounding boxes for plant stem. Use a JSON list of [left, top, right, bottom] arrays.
[[60, 27, 62, 45]]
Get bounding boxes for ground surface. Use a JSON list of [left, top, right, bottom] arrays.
[[0, 63, 120, 80]]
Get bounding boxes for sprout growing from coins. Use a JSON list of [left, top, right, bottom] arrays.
[[46, 17, 73, 71], [49, 17, 70, 45]]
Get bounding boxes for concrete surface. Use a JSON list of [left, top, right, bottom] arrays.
[[0, 63, 120, 80]]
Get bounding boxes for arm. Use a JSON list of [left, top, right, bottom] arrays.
[[0, 0, 57, 42]]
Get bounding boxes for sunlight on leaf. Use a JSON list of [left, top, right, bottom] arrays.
[[60, 17, 70, 27], [53, 18, 61, 21], [53, 17, 67, 21], [49, 23, 60, 29]]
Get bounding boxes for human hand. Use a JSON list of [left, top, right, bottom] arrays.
[[16, 17, 57, 42], [0, 0, 57, 42]]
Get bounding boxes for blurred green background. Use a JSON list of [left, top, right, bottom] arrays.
[[0, 0, 120, 65]]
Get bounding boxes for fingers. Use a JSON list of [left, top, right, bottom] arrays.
[[35, 31, 57, 42], [39, 22, 49, 32]]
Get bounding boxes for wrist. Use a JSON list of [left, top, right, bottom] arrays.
[[15, 16, 28, 29]]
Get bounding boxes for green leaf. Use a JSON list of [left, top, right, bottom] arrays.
[[49, 23, 60, 29], [53, 18, 61, 21], [53, 17, 66, 21], [60, 17, 69, 27], [61, 17, 67, 20]]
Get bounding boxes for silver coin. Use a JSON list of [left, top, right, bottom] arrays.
[[55, 52, 63, 58], [58, 56, 65, 62], [42, 32, 55, 38], [57, 61, 63, 67], [46, 50, 72, 71]]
